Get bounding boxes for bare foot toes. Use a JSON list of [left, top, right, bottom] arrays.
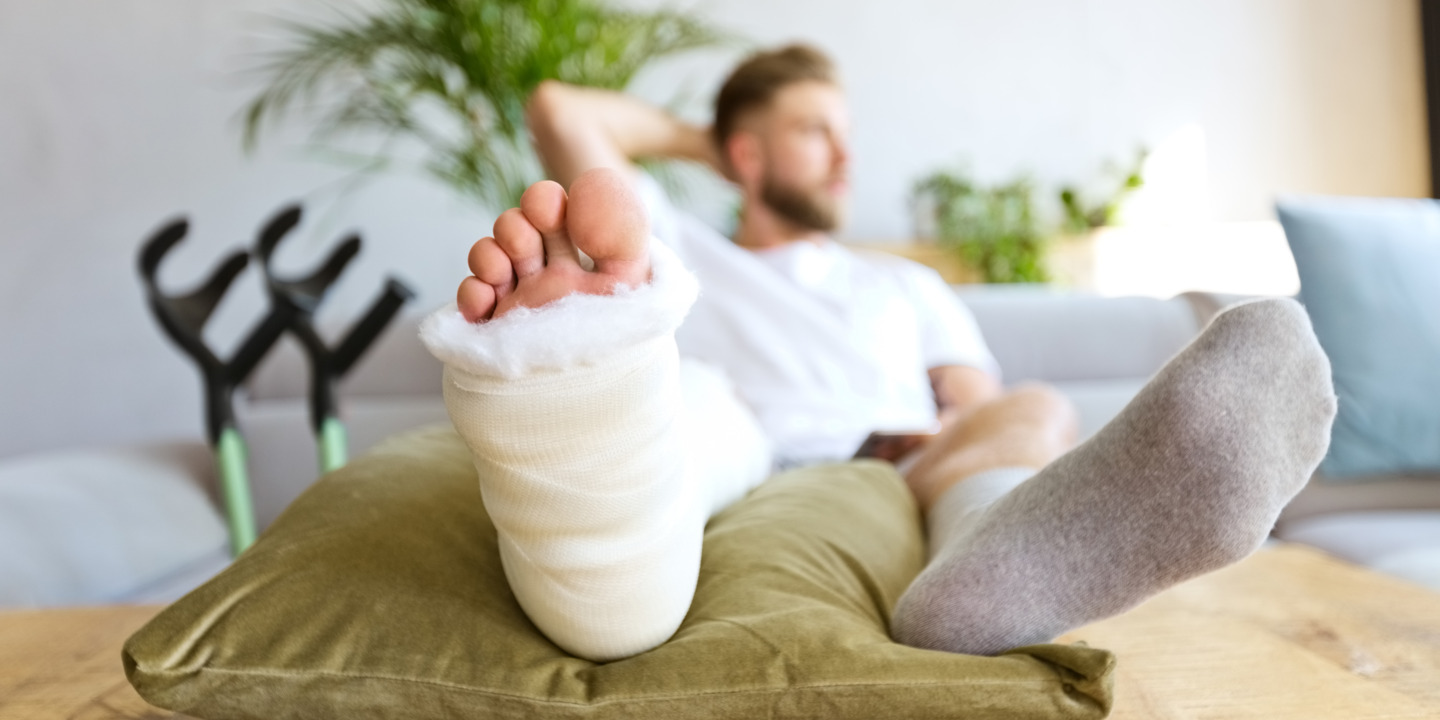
[[455, 168, 653, 323], [567, 169, 650, 287], [457, 276, 496, 323]]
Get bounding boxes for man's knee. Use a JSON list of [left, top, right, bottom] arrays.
[[988, 383, 1078, 444], [1003, 382, 1074, 416]]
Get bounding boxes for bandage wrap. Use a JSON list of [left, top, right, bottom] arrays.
[[420, 240, 770, 661]]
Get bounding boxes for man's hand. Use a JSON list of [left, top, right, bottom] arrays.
[[853, 431, 938, 463], [525, 81, 724, 188]]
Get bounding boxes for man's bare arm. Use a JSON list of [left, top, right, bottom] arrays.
[[525, 81, 723, 188], [929, 365, 1003, 428]]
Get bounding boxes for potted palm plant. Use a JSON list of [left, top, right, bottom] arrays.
[[243, 0, 728, 210]]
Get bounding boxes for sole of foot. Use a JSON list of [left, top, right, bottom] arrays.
[[458, 168, 652, 323]]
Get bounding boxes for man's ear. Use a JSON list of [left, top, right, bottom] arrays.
[[726, 132, 764, 188]]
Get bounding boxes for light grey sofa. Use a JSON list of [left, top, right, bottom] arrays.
[[233, 288, 1216, 548], [4, 288, 1437, 608]]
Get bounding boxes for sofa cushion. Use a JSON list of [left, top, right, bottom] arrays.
[[123, 426, 1113, 720], [0, 441, 228, 608], [1278, 474, 1440, 526], [238, 395, 449, 531], [1275, 511, 1440, 591], [961, 288, 1199, 384], [1277, 196, 1440, 478], [1052, 378, 1148, 440]]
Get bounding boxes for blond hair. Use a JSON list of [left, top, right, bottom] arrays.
[[712, 44, 838, 148]]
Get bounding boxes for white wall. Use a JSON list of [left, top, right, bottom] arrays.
[[0, 0, 1426, 458], [0, 1, 494, 457], [628, 0, 1428, 233]]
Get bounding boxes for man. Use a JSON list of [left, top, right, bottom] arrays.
[[421, 44, 1335, 662], [522, 46, 1009, 469]]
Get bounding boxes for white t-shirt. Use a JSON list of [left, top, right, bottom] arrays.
[[636, 175, 998, 465]]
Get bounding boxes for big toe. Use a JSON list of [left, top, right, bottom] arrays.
[[1129, 296, 1337, 496], [566, 168, 650, 266], [1205, 298, 1335, 408]]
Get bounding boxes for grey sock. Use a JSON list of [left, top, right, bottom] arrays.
[[891, 298, 1337, 655], [923, 467, 1035, 561]]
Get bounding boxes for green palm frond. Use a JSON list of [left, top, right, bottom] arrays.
[[243, 0, 730, 209]]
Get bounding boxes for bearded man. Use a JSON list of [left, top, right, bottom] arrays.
[[525, 45, 1008, 469]]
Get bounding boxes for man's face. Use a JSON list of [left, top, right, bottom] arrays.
[[746, 81, 851, 232]]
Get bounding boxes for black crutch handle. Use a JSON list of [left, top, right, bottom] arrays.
[[253, 206, 413, 435], [333, 277, 416, 378], [255, 206, 360, 315], [136, 216, 292, 442]]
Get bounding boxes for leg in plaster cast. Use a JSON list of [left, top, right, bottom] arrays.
[[891, 298, 1336, 656], [426, 169, 769, 662]]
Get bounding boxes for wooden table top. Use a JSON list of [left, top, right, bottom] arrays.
[[2, 544, 1438, 719], [0, 603, 178, 719], [1058, 544, 1440, 718]]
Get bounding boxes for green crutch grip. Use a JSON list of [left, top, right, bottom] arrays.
[[319, 416, 348, 474], [215, 427, 258, 556]]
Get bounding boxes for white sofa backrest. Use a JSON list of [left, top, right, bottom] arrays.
[[234, 291, 1215, 530], [960, 288, 1204, 383], [245, 314, 443, 402], [238, 313, 448, 530]]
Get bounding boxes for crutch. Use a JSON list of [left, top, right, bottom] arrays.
[[137, 212, 297, 556], [254, 207, 414, 473]]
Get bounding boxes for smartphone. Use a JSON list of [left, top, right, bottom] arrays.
[[852, 430, 938, 463]]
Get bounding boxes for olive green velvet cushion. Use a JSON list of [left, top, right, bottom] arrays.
[[124, 426, 1113, 719]]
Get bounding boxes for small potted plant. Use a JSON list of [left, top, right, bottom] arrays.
[[1050, 149, 1147, 287], [911, 150, 1145, 287], [911, 170, 1048, 284]]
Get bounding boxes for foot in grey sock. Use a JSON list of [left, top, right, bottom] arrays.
[[891, 298, 1337, 655]]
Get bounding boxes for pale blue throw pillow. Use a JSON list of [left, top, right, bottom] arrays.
[[1277, 196, 1440, 478]]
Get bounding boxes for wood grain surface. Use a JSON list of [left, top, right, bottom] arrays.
[[0, 604, 185, 719], [2, 544, 1437, 719], [1061, 544, 1440, 719]]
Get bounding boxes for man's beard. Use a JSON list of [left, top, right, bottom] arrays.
[[760, 173, 842, 232]]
